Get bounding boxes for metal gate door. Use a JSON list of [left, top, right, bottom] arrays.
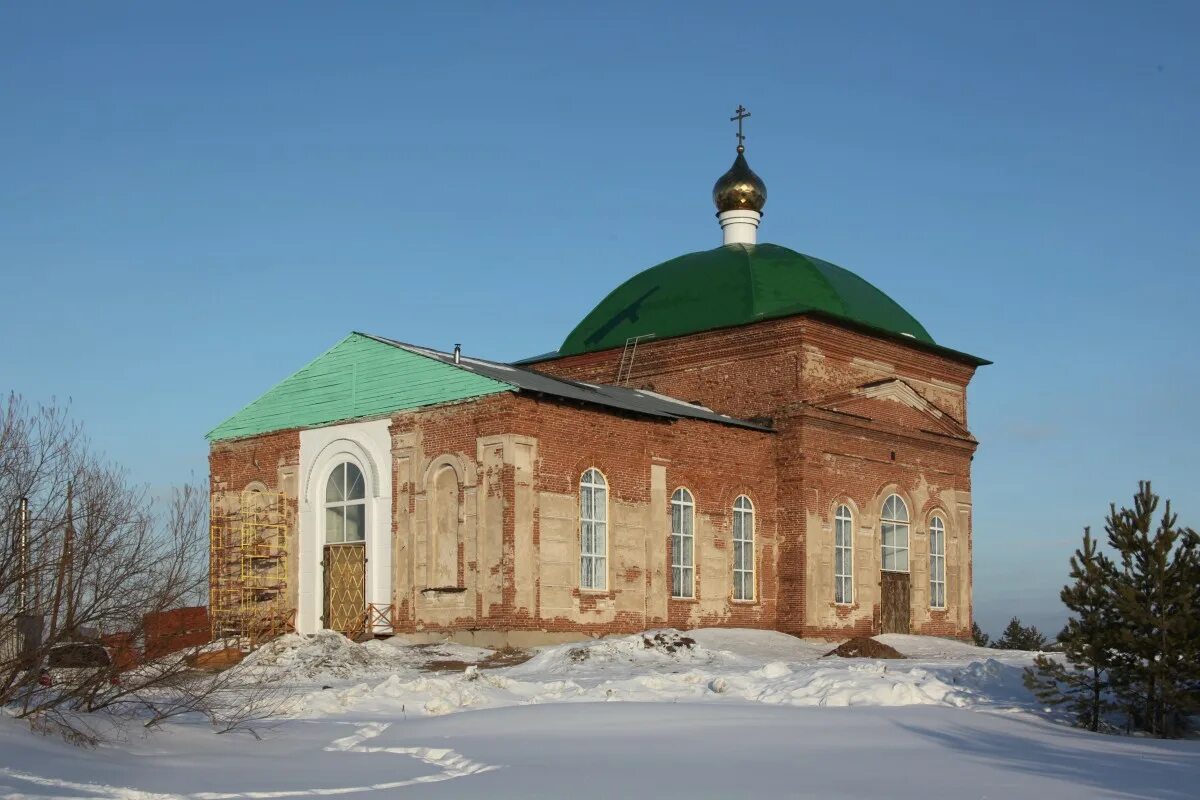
[[323, 543, 366, 637]]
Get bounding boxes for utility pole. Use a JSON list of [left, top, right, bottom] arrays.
[[15, 496, 43, 665], [17, 497, 29, 612]]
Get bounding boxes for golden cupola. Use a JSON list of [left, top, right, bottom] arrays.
[[713, 105, 766, 245], [713, 145, 767, 214]]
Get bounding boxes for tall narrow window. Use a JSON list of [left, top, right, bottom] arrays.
[[732, 496, 755, 600], [580, 469, 607, 590], [834, 504, 854, 604], [930, 515, 946, 609], [671, 488, 695, 598], [880, 494, 909, 572], [325, 462, 366, 543]]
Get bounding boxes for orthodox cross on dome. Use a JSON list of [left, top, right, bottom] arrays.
[[714, 103, 766, 245], [730, 104, 751, 152]]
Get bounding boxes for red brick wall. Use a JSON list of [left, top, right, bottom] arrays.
[[785, 408, 975, 639], [144, 606, 211, 659], [532, 313, 981, 641], [208, 428, 300, 496], [101, 632, 139, 671], [387, 393, 778, 636], [532, 315, 977, 425], [531, 401, 778, 634], [208, 313, 980, 642], [208, 429, 301, 627]]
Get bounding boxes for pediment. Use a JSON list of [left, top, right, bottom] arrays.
[[809, 379, 973, 440]]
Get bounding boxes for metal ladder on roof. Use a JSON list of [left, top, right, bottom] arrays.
[[616, 334, 654, 385]]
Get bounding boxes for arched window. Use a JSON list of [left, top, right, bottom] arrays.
[[580, 469, 607, 590], [670, 488, 695, 598], [325, 462, 366, 543], [880, 494, 909, 572], [835, 504, 854, 604], [732, 496, 755, 600], [929, 515, 946, 609]]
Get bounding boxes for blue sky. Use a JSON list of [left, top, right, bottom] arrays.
[[2, 1, 1197, 637]]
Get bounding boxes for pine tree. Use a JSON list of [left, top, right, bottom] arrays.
[[1024, 653, 1072, 708], [992, 616, 1048, 651], [971, 621, 990, 648], [1104, 482, 1199, 737], [1023, 527, 1117, 731]]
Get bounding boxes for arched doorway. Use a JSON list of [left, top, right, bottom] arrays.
[[322, 461, 367, 636], [879, 493, 911, 634]]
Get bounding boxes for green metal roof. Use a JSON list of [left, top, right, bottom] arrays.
[[559, 243, 937, 357], [207, 333, 512, 441]]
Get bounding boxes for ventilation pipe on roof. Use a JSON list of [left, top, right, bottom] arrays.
[[453, 344, 461, 365]]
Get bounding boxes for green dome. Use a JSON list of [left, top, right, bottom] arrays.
[[559, 243, 933, 357]]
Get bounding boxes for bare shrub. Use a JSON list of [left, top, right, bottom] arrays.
[[0, 393, 287, 742]]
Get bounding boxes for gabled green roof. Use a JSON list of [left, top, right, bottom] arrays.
[[559, 243, 938, 357], [207, 333, 512, 441]]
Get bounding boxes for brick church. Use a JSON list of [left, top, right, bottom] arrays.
[[208, 114, 988, 646]]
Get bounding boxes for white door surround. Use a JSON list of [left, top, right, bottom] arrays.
[[298, 419, 393, 634]]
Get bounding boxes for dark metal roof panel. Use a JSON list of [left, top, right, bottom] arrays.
[[359, 333, 772, 433]]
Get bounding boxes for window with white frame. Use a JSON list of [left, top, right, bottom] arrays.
[[325, 462, 366, 544], [580, 468, 607, 590], [880, 494, 910, 572], [929, 514, 946, 608], [670, 488, 695, 598], [732, 495, 755, 600], [834, 504, 854, 604]]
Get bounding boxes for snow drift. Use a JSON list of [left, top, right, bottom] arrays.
[[244, 628, 1036, 719]]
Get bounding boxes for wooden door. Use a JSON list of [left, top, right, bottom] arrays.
[[323, 543, 366, 637], [880, 571, 911, 634]]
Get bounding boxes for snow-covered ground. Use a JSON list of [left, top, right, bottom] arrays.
[[2, 629, 1197, 799]]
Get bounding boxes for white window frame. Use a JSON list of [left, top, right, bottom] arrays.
[[880, 494, 910, 573], [929, 514, 946, 609], [732, 495, 755, 601], [670, 488, 695, 599], [579, 468, 608, 591], [834, 504, 854, 605], [324, 461, 367, 544]]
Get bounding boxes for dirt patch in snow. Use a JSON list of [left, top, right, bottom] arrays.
[[567, 631, 697, 664], [824, 637, 906, 659], [643, 631, 696, 654], [422, 647, 533, 673]]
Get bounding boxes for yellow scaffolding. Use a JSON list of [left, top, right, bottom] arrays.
[[210, 490, 293, 650]]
